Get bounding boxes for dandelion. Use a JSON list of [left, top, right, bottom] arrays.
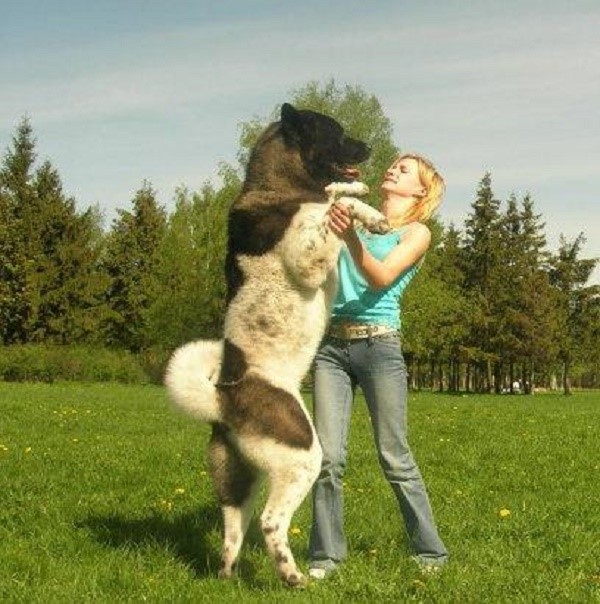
[[499, 508, 511, 518], [174, 488, 185, 495], [72, 438, 79, 443], [25, 447, 32, 453], [289, 527, 301, 536], [369, 549, 377, 556]]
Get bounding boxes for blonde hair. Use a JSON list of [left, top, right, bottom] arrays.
[[387, 152, 445, 228]]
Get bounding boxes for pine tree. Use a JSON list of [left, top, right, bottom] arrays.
[[461, 173, 504, 392], [549, 234, 599, 394], [102, 181, 166, 351], [23, 161, 108, 343], [514, 194, 557, 392], [1, 119, 109, 345], [0, 118, 38, 343]]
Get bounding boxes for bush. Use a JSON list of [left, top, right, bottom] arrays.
[[0, 345, 148, 384], [138, 346, 173, 385]]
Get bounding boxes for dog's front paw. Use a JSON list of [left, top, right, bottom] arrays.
[[325, 181, 369, 198], [363, 217, 391, 234]]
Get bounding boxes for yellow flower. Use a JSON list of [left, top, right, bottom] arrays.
[[499, 508, 511, 518], [369, 549, 377, 556], [25, 447, 32, 453], [289, 527, 302, 536], [174, 488, 185, 495], [0, 444, 8, 452]]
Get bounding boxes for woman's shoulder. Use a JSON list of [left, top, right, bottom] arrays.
[[395, 221, 431, 242]]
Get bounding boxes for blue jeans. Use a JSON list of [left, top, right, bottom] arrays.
[[309, 333, 448, 568]]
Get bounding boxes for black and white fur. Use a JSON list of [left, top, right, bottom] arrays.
[[165, 103, 389, 586]]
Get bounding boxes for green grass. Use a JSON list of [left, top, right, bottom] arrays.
[[1, 383, 598, 602]]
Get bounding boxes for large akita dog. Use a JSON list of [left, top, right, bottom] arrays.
[[165, 103, 389, 586]]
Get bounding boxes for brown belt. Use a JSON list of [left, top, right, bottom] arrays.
[[328, 323, 397, 340]]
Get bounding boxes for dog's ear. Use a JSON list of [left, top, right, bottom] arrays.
[[281, 103, 304, 140]]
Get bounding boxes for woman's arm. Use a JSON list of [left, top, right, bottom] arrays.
[[328, 202, 431, 290]]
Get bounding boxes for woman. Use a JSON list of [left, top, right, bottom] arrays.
[[308, 153, 449, 579]]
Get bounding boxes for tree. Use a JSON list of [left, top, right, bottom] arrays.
[[237, 79, 399, 202], [461, 173, 504, 392], [0, 118, 36, 343], [102, 182, 167, 351], [0, 118, 110, 345], [146, 165, 239, 349], [549, 234, 599, 394], [402, 221, 471, 392], [24, 161, 109, 343], [512, 194, 557, 393]]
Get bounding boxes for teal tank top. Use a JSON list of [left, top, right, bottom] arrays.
[[331, 229, 419, 330]]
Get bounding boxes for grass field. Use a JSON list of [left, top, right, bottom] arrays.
[[1, 382, 598, 602]]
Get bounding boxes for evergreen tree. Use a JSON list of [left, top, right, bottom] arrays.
[[549, 234, 599, 394], [24, 161, 108, 343], [514, 194, 557, 392], [102, 181, 166, 351], [0, 118, 36, 343], [461, 173, 504, 392], [1, 119, 109, 345], [495, 194, 523, 391]]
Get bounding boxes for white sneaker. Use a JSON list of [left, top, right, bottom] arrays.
[[308, 567, 327, 580], [411, 556, 445, 575]]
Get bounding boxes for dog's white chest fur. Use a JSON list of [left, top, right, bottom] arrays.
[[225, 203, 335, 390], [224, 184, 389, 392]]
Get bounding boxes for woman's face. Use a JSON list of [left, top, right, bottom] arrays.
[[380, 157, 424, 200]]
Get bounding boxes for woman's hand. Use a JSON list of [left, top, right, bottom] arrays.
[[328, 202, 355, 240]]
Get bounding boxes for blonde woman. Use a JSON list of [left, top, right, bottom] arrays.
[[308, 154, 448, 579]]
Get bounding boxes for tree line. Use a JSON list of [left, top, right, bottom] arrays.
[[1, 81, 598, 393]]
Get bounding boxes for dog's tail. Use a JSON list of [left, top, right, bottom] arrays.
[[165, 340, 223, 423]]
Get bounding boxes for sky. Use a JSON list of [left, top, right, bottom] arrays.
[[1, 0, 599, 283]]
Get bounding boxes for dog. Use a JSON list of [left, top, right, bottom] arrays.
[[165, 103, 390, 586]]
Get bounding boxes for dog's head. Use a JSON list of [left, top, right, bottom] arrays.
[[280, 103, 370, 185]]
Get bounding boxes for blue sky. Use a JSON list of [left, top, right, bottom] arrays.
[[2, 0, 599, 283]]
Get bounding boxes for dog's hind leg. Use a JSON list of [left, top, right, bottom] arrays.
[[208, 425, 262, 579], [259, 447, 321, 588], [219, 486, 260, 579]]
